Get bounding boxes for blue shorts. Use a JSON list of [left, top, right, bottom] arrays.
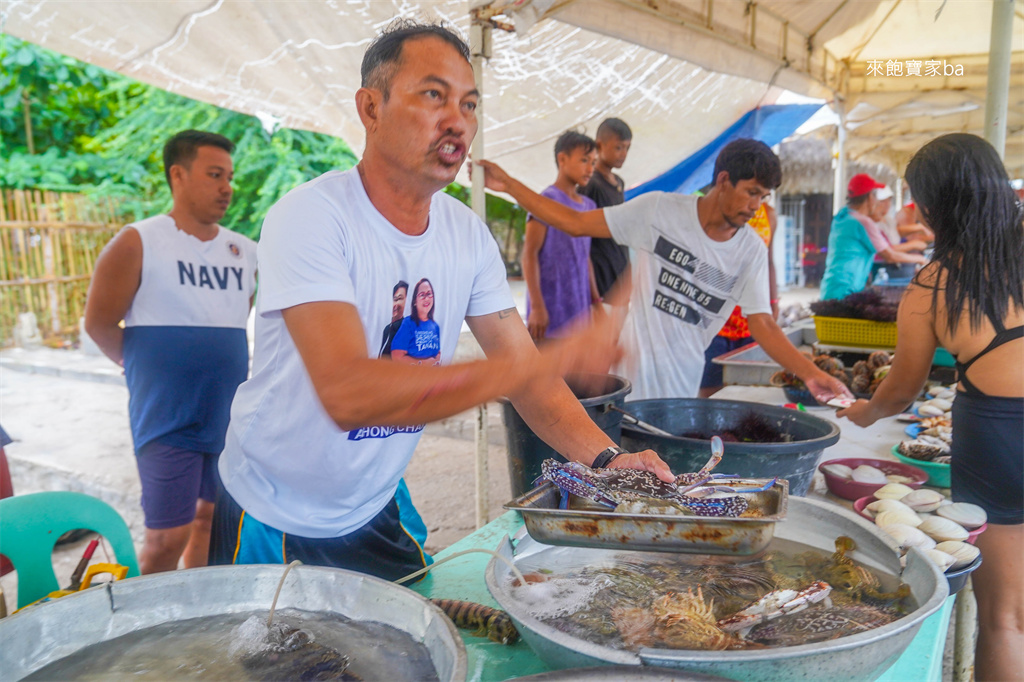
[[136, 441, 219, 530], [209, 484, 430, 582], [700, 335, 753, 389]]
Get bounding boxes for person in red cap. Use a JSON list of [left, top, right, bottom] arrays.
[[820, 173, 928, 300]]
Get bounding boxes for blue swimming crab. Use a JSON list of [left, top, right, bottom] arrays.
[[540, 437, 777, 517]]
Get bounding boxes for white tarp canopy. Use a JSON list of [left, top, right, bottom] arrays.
[[2, 0, 791, 192], [4, 0, 1021, 184], [529, 0, 1024, 174]]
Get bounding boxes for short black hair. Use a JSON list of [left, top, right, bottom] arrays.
[[361, 19, 470, 100], [163, 130, 234, 188], [554, 131, 595, 165], [596, 118, 632, 142], [712, 138, 782, 190], [393, 280, 409, 296]]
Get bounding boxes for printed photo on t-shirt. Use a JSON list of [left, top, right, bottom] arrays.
[[379, 280, 409, 358], [389, 278, 441, 366]]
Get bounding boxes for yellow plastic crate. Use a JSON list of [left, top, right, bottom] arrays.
[[813, 316, 898, 348]]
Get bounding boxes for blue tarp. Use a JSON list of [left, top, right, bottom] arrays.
[[625, 104, 822, 199]]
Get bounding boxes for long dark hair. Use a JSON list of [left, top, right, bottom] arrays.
[[411, 278, 435, 324], [906, 133, 1024, 334]]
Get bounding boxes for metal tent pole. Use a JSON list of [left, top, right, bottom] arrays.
[[470, 20, 493, 529], [832, 100, 847, 217], [983, 0, 1015, 157]]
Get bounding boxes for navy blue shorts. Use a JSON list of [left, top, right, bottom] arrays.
[[136, 441, 219, 530], [209, 484, 429, 582], [951, 392, 1024, 525], [701, 335, 753, 389]]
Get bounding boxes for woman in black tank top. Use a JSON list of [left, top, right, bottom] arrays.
[[838, 134, 1023, 681]]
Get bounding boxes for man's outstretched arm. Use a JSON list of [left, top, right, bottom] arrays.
[[476, 159, 612, 239], [747, 313, 853, 404], [467, 307, 674, 481]]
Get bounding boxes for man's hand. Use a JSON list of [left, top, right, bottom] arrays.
[[836, 399, 878, 427], [471, 159, 512, 194], [805, 370, 854, 404], [540, 307, 624, 382], [606, 449, 675, 483], [527, 306, 549, 342]]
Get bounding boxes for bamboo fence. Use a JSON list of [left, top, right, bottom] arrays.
[[0, 189, 124, 345]]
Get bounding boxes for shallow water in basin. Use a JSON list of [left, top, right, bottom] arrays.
[[505, 537, 913, 652], [25, 608, 439, 681]]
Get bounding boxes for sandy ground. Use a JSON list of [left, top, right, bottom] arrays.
[[0, 364, 513, 605]]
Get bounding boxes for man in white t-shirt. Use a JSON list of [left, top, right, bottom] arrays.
[[478, 140, 852, 403], [209, 21, 672, 581]]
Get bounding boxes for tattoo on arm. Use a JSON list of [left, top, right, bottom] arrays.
[[497, 308, 516, 319]]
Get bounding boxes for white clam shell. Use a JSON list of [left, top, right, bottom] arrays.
[[936, 503, 987, 529], [875, 510, 923, 528], [924, 549, 957, 572], [902, 489, 945, 512], [874, 483, 915, 500], [866, 499, 916, 517], [880, 523, 937, 553], [886, 474, 916, 485], [927, 386, 956, 400], [934, 541, 980, 570], [822, 463, 854, 480], [918, 404, 946, 417], [850, 465, 888, 484], [919, 516, 969, 542], [924, 398, 953, 412]]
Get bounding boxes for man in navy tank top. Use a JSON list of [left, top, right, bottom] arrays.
[[85, 130, 257, 574]]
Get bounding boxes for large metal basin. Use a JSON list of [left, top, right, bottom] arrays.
[[0, 564, 467, 681], [486, 497, 948, 682], [621, 399, 841, 495]]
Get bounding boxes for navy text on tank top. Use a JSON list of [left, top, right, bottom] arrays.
[[122, 215, 257, 454]]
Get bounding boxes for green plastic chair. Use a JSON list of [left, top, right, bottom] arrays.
[[0, 491, 140, 609]]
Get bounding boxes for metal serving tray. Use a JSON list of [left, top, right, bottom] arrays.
[[504, 478, 788, 556], [712, 325, 816, 386]]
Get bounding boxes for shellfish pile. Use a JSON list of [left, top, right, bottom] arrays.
[[898, 386, 956, 463], [771, 351, 892, 397], [860, 488, 985, 573], [821, 462, 918, 486]]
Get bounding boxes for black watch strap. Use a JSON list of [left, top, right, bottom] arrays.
[[592, 446, 627, 469]]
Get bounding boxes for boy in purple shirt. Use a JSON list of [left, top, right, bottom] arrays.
[[523, 131, 601, 341]]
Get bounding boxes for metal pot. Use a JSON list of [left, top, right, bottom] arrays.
[[0, 564, 466, 681], [486, 497, 948, 682]]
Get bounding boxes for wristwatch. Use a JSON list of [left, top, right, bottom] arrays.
[[591, 445, 627, 469]]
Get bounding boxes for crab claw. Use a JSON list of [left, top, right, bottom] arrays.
[[674, 439, 725, 492]]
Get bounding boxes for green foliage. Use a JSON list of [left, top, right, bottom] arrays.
[[0, 35, 357, 239], [0, 34, 525, 261]]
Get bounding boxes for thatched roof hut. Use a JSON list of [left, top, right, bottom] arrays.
[[778, 127, 897, 196]]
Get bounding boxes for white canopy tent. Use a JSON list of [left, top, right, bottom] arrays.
[[2, 0, 795, 194], [4, 0, 1019, 183], [514, 0, 1024, 175]]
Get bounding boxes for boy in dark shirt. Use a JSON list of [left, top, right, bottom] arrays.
[[581, 118, 632, 310]]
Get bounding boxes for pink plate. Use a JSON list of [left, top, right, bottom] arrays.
[[819, 457, 929, 501], [854, 495, 988, 544]]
